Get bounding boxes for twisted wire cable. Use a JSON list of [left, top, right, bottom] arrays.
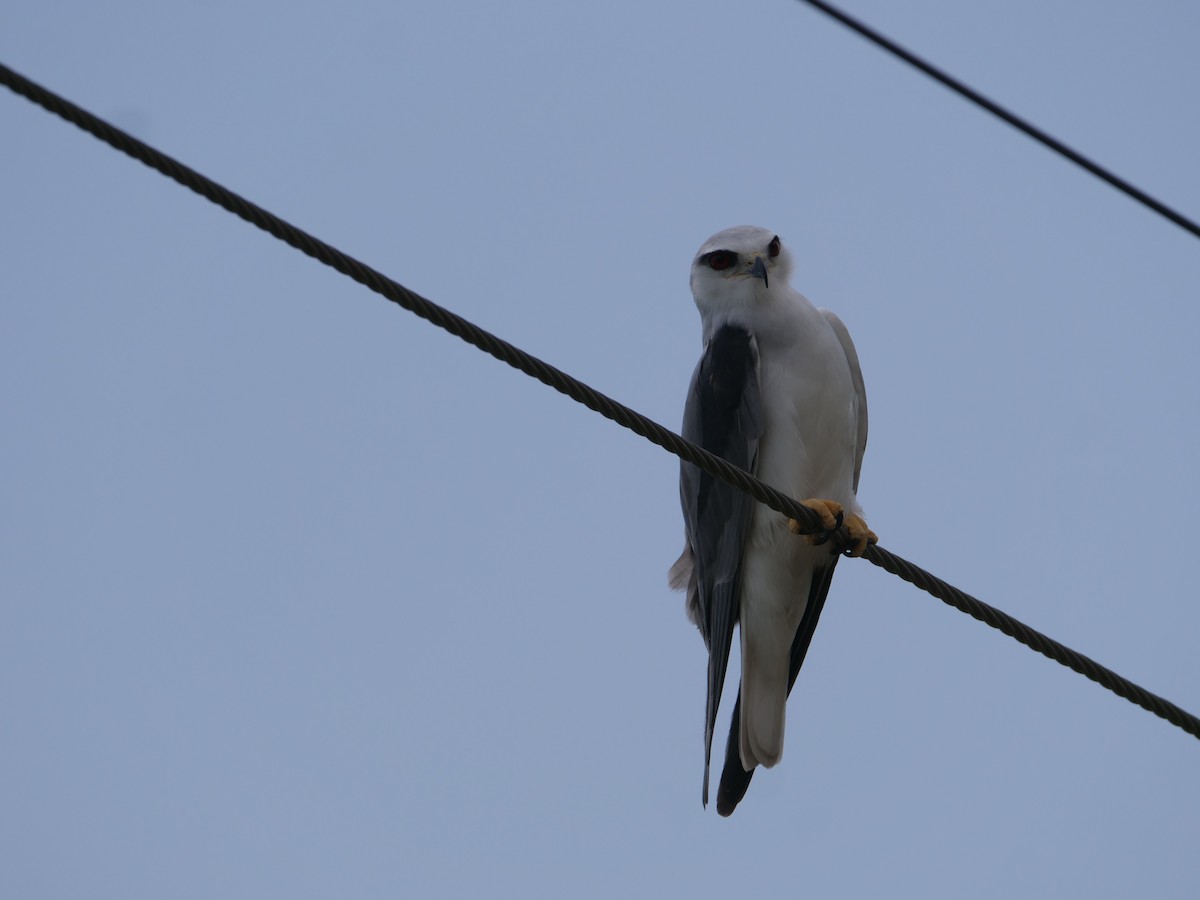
[[3, 61, 1197, 741], [796, 0, 1200, 240]]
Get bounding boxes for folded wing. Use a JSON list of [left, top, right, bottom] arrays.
[[674, 324, 763, 807]]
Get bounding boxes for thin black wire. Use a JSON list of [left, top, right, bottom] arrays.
[[3, 61, 1198, 742], [796, 0, 1200, 241]]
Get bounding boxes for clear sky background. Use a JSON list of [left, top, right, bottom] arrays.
[[3, 2, 1198, 897]]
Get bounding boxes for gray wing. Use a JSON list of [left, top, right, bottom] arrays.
[[676, 324, 762, 807], [821, 310, 868, 491]]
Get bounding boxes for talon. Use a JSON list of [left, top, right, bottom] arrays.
[[799, 498, 842, 532], [790, 499, 844, 548], [839, 514, 878, 558]]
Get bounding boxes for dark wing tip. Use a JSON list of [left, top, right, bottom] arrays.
[[715, 693, 754, 816], [716, 770, 753, 817]]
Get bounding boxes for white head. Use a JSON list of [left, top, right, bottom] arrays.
[[689, 225, 795, 317]]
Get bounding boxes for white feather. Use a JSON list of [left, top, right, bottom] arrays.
[[687, 225, 864, 771]]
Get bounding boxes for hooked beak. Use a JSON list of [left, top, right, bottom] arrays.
[[750, 255, 769, 288]]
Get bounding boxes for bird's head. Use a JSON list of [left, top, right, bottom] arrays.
[[689, 225, 794, 316]]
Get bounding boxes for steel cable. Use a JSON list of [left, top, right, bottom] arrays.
[[796, 0, 1200, 240], [3, 61, 1197, 741]]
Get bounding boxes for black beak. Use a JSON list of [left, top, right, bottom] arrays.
[[750, 256, 769, 288]]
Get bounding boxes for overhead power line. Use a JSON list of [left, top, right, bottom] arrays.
[[796, 0, 1200, 241], [2, 61, 1198, 743]]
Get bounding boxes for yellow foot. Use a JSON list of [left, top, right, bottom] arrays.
[[787, 499, 843, 543], [839, 514, 878, 558], [788, 501, 877, 557]]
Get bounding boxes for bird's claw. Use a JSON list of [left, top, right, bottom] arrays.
[[837, 514, 878, 558], [788, 499, 843, 544], [788, 501, 876, 557]]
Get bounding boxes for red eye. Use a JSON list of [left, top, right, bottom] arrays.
[[768, 236, 781, 258], [707, 250, 736, 271]]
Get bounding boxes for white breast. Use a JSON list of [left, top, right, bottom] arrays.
[[752, 297, 860, 513]]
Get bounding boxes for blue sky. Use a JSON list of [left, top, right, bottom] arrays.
[[3, 2, 1199, 897]]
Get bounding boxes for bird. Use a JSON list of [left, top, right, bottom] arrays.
[[668, 225, 874, 816]]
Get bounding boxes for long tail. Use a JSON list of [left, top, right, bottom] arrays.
[[715, 560, 838, 816]]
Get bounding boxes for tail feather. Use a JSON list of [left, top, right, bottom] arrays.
[[715, 560, 839, 815], [738, 607, 790, 770]]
